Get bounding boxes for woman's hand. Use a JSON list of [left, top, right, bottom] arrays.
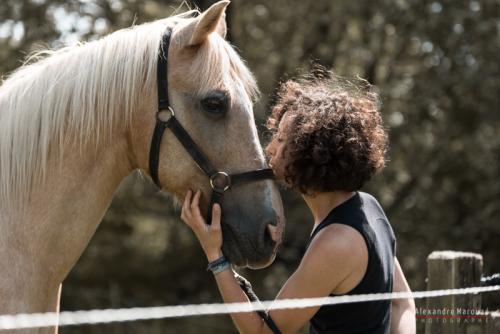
[[181, 190, 223, 262]]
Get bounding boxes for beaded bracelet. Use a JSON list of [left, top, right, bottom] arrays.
[[207, 255, 231, 275]]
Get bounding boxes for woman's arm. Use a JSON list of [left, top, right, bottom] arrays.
[[390, 257, 416, 334], [181, 190, 366, 334], [181, 191, 268, 332]]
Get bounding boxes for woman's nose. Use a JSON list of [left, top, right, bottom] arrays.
[[265, 142, 275, 156]]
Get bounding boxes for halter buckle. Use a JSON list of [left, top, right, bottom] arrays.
[[157, 107, 175, 123], [210, 171, 231, 193]]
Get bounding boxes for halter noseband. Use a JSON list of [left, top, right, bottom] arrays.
[[148, 26, 275, 223]]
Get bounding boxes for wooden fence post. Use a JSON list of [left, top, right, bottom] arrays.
[[486, 311, 500, 333], [425, 251, 483, 334]]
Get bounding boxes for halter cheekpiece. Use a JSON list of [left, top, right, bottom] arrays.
[[148, 26, 275, 223]]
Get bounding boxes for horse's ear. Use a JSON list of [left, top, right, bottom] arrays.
[[189, 1, 229, 46], [216, 12, 227, 39]]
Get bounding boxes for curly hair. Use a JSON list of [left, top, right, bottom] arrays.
[[267, 71, 388, 195]]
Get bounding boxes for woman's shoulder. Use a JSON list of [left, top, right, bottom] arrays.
[[305, 223, 368, 271], [303, 223, 369, 294], [310, 223, 367, 253]]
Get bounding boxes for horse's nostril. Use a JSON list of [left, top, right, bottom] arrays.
[[265, 222, 280, 247]]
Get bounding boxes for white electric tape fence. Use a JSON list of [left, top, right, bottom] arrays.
[[0, 285, 499, 330]]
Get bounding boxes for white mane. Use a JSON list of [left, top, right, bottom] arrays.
[[0, 17, 180, 203], [0, 8, 258, 206]]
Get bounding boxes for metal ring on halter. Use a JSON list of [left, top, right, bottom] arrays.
[[210, 171, 231, 192], [157, 106, 175, 122]]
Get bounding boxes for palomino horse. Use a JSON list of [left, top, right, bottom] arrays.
[[0, 1, 284, 332]]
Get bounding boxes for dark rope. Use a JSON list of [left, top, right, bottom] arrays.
[[481, 273, 500, 287], [234, 272, 282, 334]]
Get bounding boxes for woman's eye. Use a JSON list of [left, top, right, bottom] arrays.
[[201, 91, 228, 116]]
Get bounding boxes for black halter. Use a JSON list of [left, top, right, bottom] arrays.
[[149, 27, 281, 334], [148, 27, 275, 223]]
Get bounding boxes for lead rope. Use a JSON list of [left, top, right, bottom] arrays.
[[234, 272, 282, 334], [481, 273, 500, 286]]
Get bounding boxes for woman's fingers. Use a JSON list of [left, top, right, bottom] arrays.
[[181, 190, 193, 221], [181, 190, 207, 231], [211, 203, 221, 231], [180, 191, 223, 258], [191, 190, 203, 220]]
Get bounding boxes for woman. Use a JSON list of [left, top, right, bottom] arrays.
[[181, 72, 416, 333]]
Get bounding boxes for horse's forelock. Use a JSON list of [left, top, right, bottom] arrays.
[[182, 32, 259, 104]]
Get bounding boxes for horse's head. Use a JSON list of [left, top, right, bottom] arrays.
[[131, 1, 284, 268]]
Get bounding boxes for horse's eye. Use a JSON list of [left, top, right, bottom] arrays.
[[201, 91, 228, 116]]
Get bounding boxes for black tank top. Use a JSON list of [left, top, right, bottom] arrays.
[[306, 191, 396, 334]]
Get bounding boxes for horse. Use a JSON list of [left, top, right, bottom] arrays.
[[0, 2, 284, 332]]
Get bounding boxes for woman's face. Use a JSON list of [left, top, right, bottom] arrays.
[[265, 113, 293, 182]]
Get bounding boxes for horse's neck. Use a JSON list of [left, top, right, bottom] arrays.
[[0, 134, 132, 315]]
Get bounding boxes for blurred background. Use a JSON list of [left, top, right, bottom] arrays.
[[1, 0, 499, 332]]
